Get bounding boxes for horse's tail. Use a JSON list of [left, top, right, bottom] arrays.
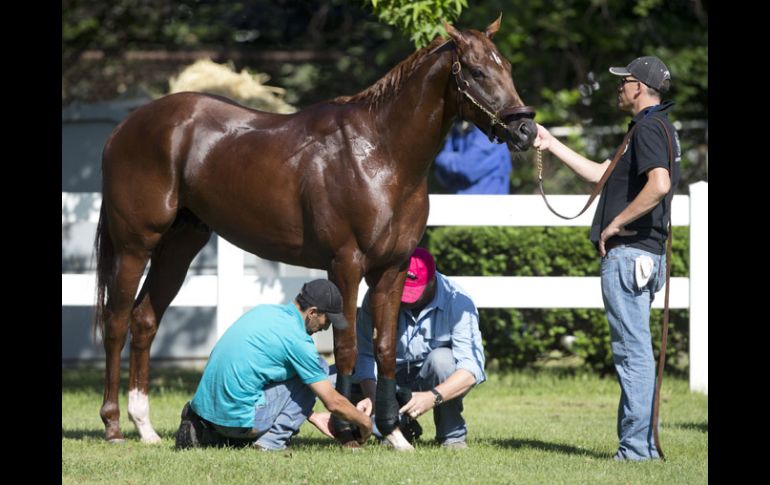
[[93, 201, 114, 341]]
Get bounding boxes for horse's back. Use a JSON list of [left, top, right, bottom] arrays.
[[102, 93, 282, 196], [104, 92, 284, 160]]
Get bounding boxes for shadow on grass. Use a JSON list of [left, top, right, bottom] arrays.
[[62, 366, 203, 394], [62, 428, 111, 440], [171, 436, 343, 451], [487, 438, 611, 459], [670, 421, 708, 433], [62, 428, 184, 443], [288, 436, 346, 448]]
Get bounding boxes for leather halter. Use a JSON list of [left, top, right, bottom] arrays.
[[449, 49, 536, 144]]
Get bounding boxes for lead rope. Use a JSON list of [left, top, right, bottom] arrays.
[[536, 147, 543, 181], [650, 117, 675, 461], [536, 125, 637, 220]]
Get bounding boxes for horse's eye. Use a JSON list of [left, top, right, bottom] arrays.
[[470, 68, 485, 80]]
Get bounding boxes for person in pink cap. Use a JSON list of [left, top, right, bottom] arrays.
[[351, 247, 486, 449]]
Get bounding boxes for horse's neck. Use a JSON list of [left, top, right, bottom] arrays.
[[379, 54, 456, 176]]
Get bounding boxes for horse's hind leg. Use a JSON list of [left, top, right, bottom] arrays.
[[100, 239, 156, 443], [127, 213, 212, 443]]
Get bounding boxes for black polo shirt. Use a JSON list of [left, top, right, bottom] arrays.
[[589, 100, 681, 255]]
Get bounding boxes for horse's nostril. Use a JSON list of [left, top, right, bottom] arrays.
[[518, 122, 532, 137]]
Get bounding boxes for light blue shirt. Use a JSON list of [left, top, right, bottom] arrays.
[[353, 272, 486, 385], [191, 303, 327, 428]]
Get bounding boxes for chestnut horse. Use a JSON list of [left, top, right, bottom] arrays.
[[94, 17, 535, 450]]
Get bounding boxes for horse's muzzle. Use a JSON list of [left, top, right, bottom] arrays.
[[500, 106, 536, 151]]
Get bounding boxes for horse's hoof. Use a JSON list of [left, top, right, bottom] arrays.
[[140, 433, 162, 444], [334, 429, 356, 444], [341, 440, 362, 450], [385, 429, 415, 451], [105, 429, 125, 443], [107, 438, 126, 444]]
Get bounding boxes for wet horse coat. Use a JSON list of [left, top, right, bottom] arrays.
[[94, 18, 535, 447]]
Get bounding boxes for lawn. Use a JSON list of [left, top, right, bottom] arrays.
[[62, 367, 707, 484]]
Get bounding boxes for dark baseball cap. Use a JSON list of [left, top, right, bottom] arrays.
[[297, 279, 348, 330], [609, 56, 671, 92]]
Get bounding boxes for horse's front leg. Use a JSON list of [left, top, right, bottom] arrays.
[[331, 329, 359, 447], [329, 252, 364, 447], [368, 266, 414, 451]]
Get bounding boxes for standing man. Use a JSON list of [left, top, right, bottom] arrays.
[[534, 56, 680, 461], [175, 279, 372, 450], [353, 247, 486, 449]]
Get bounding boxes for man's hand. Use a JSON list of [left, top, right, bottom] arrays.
[[398, 391, 436, 420], [307, 411, 336, 439], [355, 415, 373, 444], [533, 124, 553, 151], [599, 222, 637, 257], [356, 397, 373, 416]]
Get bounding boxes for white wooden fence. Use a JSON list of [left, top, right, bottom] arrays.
[[62, 182, 707, 394]]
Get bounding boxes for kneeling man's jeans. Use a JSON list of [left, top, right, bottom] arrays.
[[398, 347, 467, 445], [213, 358, 328, 450]]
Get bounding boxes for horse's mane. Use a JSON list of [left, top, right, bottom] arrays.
[[333, 36, 448, 107]]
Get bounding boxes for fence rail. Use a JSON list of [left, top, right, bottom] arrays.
[[62, 184, 707, 394]]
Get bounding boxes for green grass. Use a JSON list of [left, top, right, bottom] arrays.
[[62, 367, 707, 484]]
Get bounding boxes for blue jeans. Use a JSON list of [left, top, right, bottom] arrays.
[[601, 245, 666, 461], [407, 347, 467, 444], [213, 358, 328, 450]]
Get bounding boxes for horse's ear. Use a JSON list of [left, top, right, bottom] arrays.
[[443, 21, 470, 51], [485, 14, 502, 39]]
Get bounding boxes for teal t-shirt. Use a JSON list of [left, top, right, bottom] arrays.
[[191, 303, 327, 427]]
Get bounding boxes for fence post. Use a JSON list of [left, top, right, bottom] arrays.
[[216, 235, 244, 339], [689, 181, 708, 394]]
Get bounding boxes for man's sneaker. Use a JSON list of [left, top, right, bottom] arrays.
[[441, 440, 468, 450], [175, 402, 202, 449], [252, 441, 286, 452], [175, 402, 224, 449], [251, 442, 270, 451]]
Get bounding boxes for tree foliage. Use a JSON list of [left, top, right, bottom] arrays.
[[63, 0, 707, 121], [365, 0, 467, 47], [63, 0, 415, 105], [424, 225, 691, 374]]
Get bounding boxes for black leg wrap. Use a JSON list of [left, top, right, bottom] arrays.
[[332, 373, 353, 433], [394, 384, 422, 443], [375, 375, 399, 436], [395, 385, 412, 407]]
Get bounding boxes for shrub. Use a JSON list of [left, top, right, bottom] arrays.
[[424, 226, 689, 375]]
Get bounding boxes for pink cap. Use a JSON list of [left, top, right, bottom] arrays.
[[401, 247, 436, 304]]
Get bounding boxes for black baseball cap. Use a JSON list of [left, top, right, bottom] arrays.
[[609, 56, 671, 92], [297, 279, 348, 330]]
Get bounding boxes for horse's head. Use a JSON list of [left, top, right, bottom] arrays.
[[444, 16, 536, 151]]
